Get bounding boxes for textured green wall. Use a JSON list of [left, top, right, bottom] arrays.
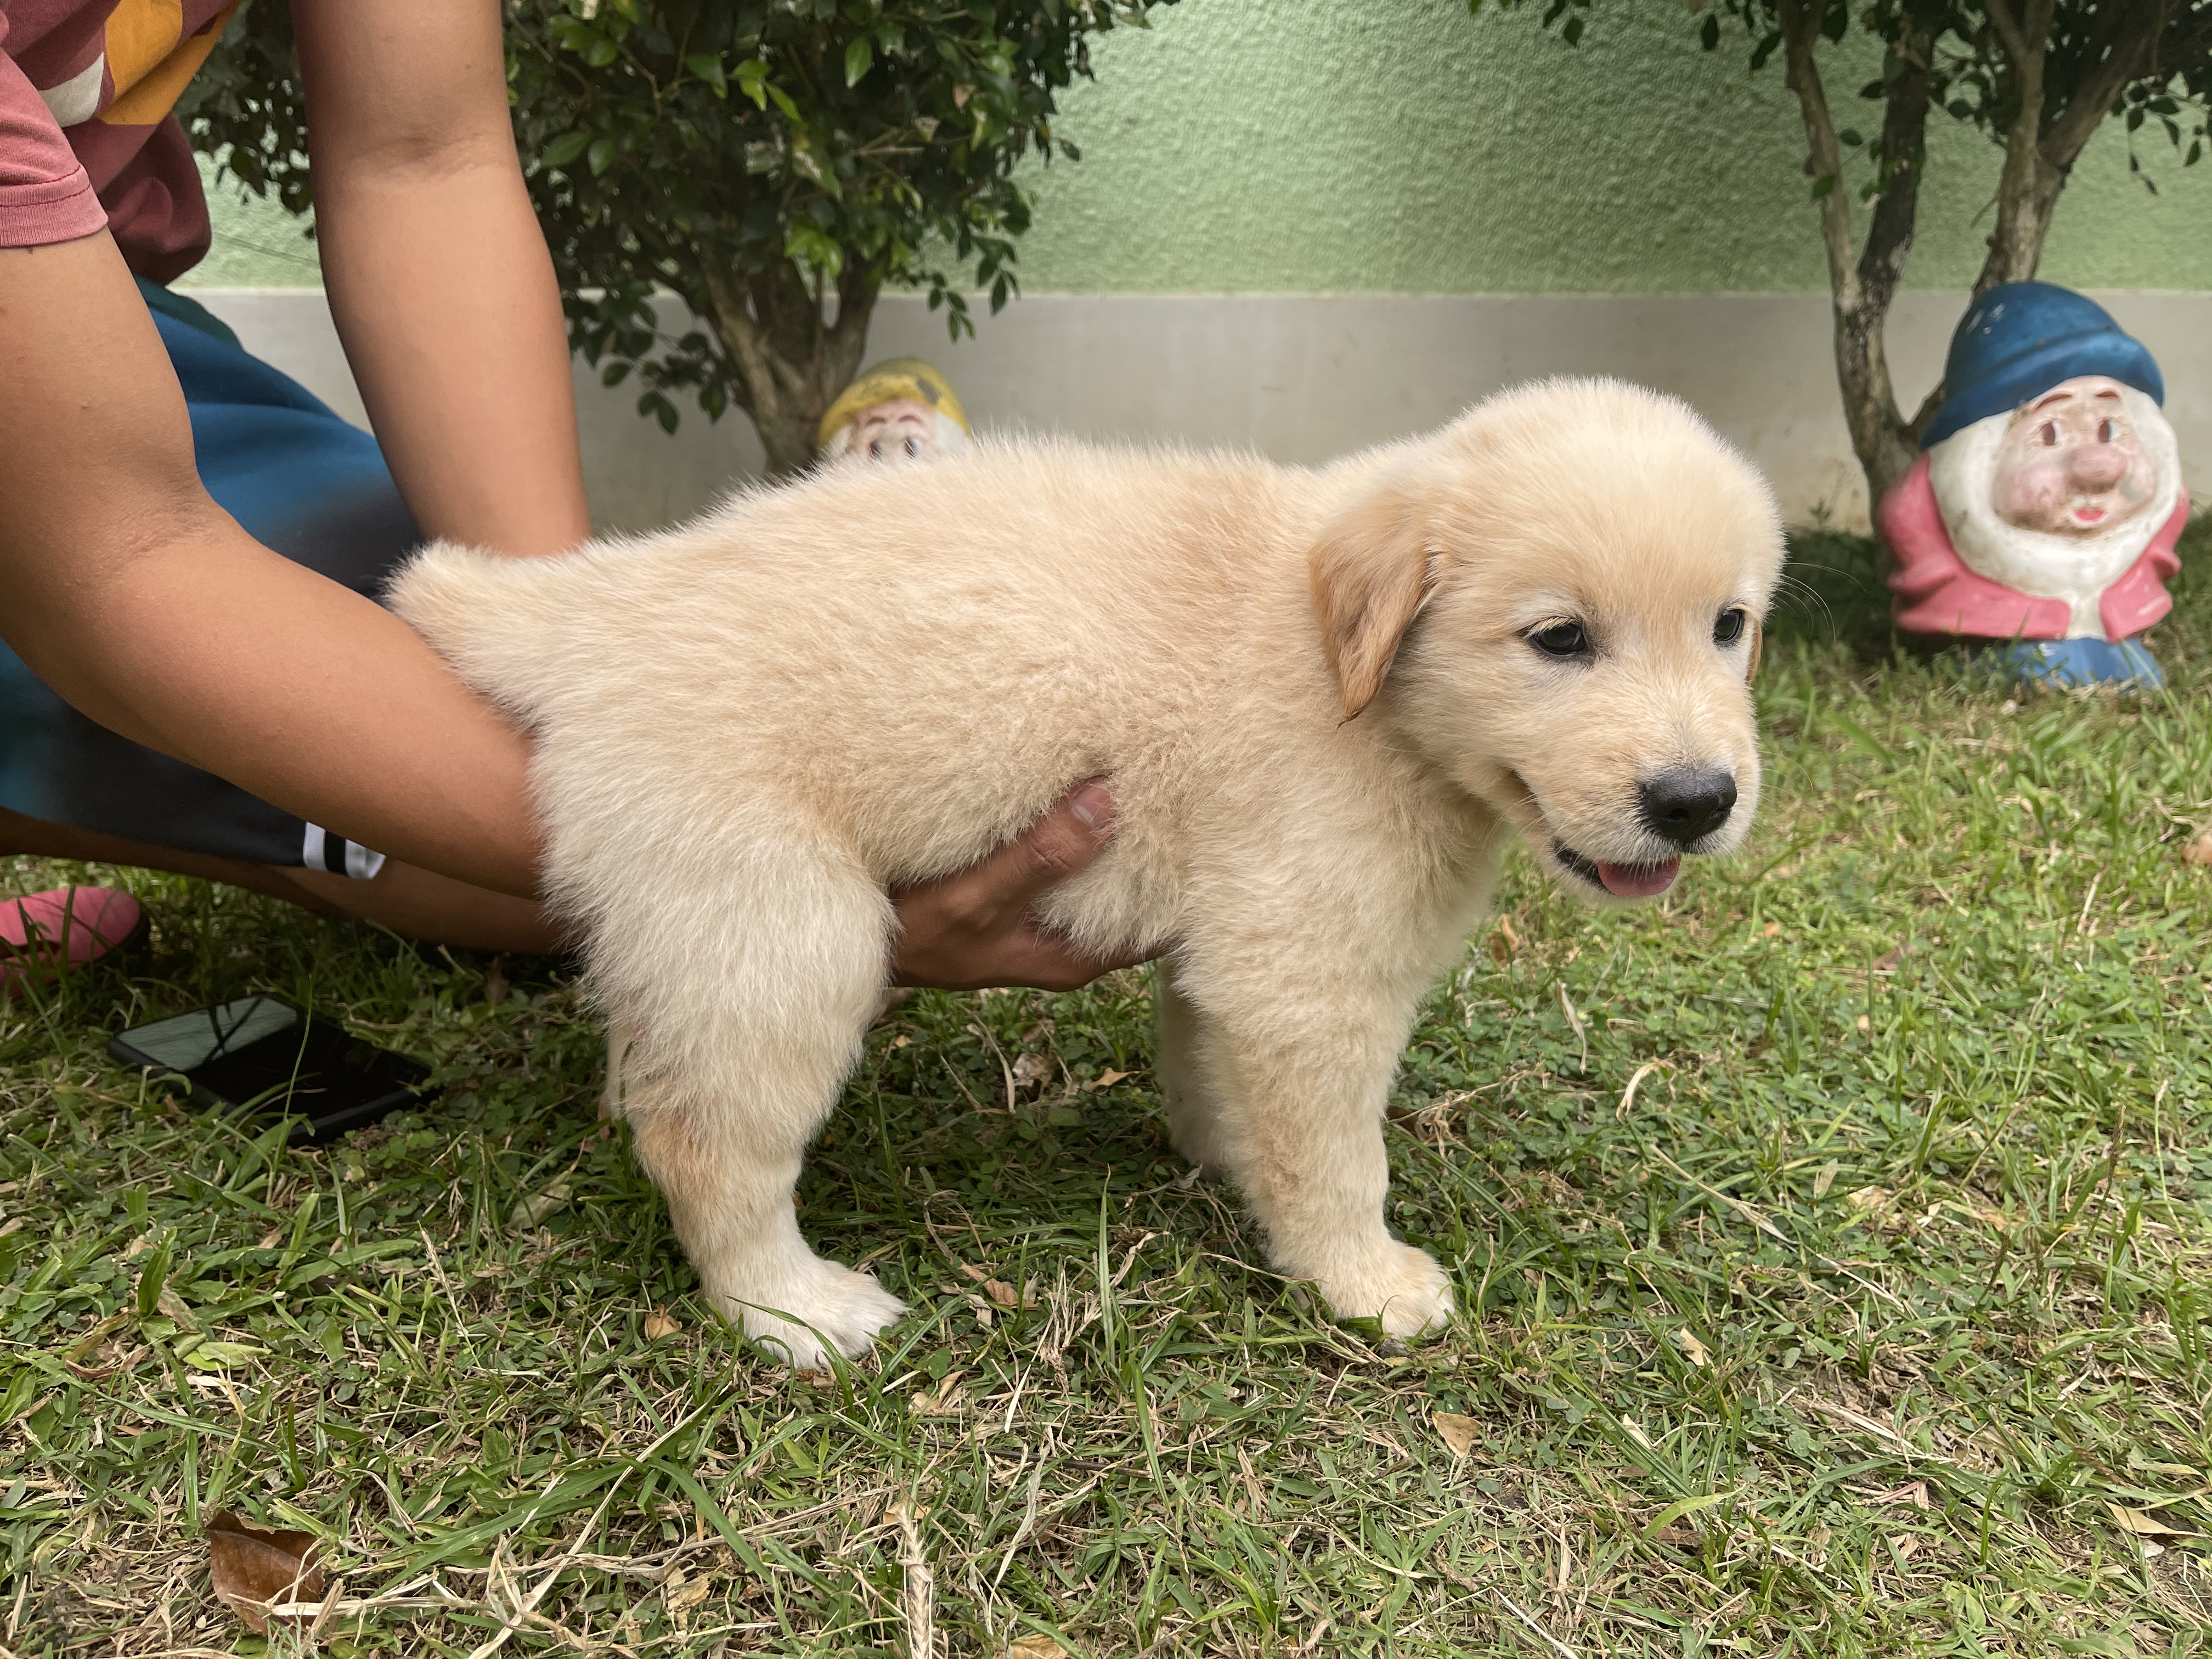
[[188, 0, 2212, 294]]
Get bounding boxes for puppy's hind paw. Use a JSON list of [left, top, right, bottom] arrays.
[[721, 1261, 908, 1371], [1314, 1243, 1455, 1340]]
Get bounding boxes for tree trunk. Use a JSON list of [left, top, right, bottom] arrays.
[[1971, 1, 2169, 298], [701, 257, 883, 477], [1971, 0, 2063, 297], [1778, 2, 1933, 515]]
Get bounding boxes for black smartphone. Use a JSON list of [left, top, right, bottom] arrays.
[[108, 996, 428, 1144]]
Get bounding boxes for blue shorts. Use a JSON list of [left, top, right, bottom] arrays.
[[0, 280, 417, 877]]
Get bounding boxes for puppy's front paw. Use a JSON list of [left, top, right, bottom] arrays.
[[1313, 1242, 1454, 1338], [718, 1259, 907, 1370]]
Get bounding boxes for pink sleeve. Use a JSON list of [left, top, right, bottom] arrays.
[[1881, 453, 2070, 640], [0, 15, 109, 250], [2100, 489, 2189, 641]]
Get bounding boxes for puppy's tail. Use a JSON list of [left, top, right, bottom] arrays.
[[385, 538, 601, 723]]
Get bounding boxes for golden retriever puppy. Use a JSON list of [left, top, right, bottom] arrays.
[[389, 377, 1782, 1368]]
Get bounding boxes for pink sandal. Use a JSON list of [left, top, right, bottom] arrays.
[[1, 887, 145, 995]]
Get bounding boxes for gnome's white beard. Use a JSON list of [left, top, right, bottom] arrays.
[[1927, 388, 2180, 639]]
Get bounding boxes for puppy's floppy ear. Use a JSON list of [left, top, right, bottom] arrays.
[[1745, 616, 1763, 684], [1310, 477, 1444, 722]]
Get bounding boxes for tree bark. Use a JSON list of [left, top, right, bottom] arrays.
[[1779, 2, 1933, 514], [1971, 0, 2171, 297], [701, 256, 883, 477]]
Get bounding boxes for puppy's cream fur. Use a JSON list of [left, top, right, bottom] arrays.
[[391, 377, 1784, 1367]]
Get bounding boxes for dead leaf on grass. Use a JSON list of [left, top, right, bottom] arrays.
[[1673, 1328, 1712, 1368], [1812, 1160, 1840, 1199], [664, 1566, 713, 1618], [207, 1510, 324, 1633], [64, 1340, 146, 1383], [1866, 1481, 1931, 1510], [1007, 1635, 1068, 1658], [2107, 1502, 2203, 1539], [509, 1178, 571, 1229], [983, 1278, 1034, 1310], [1086, 1068, 1130, 1091], [1650, 1525, 1702, 1549], [1011, 1052, 1054, 1091], [1431, 1410, 1482, 1457], [1487, 915, 1520, 962], [644, 1309, 681, 1341], [2182, 831, 2212, 867]]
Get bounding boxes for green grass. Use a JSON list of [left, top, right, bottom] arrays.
[[8, 525, 2212, 1657]]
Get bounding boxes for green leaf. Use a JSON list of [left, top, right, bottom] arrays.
[[135, 1236, 171, 1321], [1643, 1490, 1736, 1541], [1809, 173, 1837, 200], [586, 136, 618, 176], [684, 51, 727, 95], [185, 1341, 267, 1370], [844, 36, 874, 87], [541, 128, 592, 169]]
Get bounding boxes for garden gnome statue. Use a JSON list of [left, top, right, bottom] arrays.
[[816, 357, 971, 467], [1883, 282, 2187, 689]]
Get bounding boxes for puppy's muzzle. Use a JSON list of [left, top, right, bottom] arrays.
[[1638, 766, 1738, 848]]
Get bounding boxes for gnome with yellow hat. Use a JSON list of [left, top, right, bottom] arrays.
[[816, 358, 972, 468]]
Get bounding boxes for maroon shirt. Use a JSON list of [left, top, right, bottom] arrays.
[[0, 0, 235, 281]]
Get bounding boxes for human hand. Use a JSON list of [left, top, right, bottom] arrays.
[[888, 780, 1156, 991]]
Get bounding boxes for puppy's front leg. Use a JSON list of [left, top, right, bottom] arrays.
[[1178, 969, 1452, 1338]]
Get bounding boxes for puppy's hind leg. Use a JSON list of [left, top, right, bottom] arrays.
[[592, 836, 905, 1369], [1154, 962, 1232, 1177]]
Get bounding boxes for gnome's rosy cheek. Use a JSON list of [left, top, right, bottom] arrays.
[[1987, 383, 2159, 538], [1990, 448, 2078, 534]]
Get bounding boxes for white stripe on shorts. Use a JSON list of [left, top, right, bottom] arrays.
[[302, 823, 387, 882]]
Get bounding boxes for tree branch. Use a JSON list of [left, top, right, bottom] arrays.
[[1777, 0, 1859, 313], [1976, 0, 2062, 292], [2042, 4, 2174, 168]]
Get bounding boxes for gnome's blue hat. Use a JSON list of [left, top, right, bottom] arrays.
[[1921, 281, 2163, 449]]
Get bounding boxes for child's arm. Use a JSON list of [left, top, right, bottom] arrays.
[[0, 229, 546, 895], [295, 0, 592, 557]]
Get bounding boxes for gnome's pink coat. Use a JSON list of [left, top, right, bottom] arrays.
[[1883, 454, 2187, 642]]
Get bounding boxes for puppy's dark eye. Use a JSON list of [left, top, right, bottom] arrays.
[[1527, 620, 1590, 659], [1714, 608, 1747, 647]]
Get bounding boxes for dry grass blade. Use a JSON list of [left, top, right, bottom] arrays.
[[893, 1499, 937, 1659]]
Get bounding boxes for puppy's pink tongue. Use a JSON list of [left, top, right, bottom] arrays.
[[1598, 858, 1680, 897]]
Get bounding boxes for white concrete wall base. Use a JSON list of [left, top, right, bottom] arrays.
[[187, 288, 2212, 535]]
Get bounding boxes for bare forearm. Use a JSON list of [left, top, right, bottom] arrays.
[[298, 0, 590, 555], [0, 233, 540, 895], [15, 516, 540, 894], [314, 161, 588, 555]]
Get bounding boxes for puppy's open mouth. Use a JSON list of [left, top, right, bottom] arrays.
[[1553, 842, 1681, 898]]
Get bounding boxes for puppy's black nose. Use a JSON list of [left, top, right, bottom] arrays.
[[1639, 767, 1737, 847]]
